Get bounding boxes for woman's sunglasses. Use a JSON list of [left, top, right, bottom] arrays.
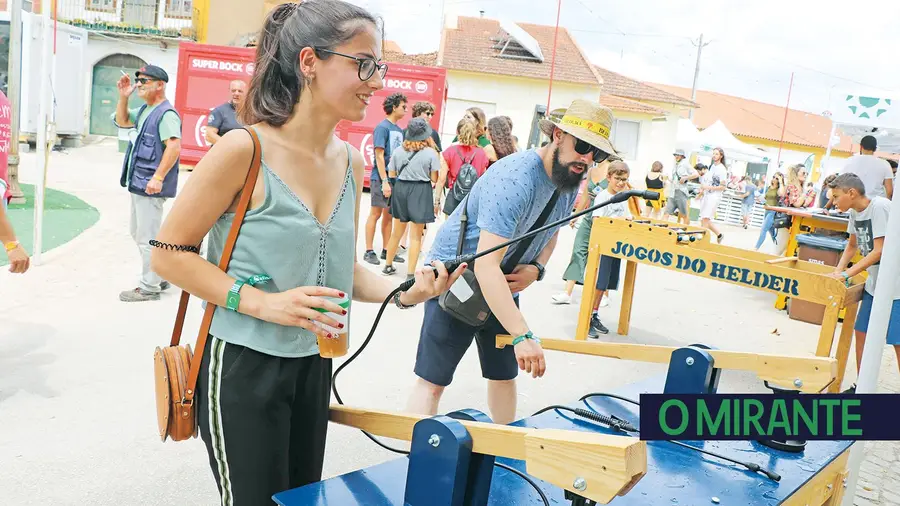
[[314, 47, 388, 82], [572, 136, 611, 164]]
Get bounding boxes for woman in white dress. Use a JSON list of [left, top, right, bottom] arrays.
[[698, 147, 728, 243]]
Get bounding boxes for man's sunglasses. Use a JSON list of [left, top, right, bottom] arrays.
[[572, 136, 611, 164], [134, 77, 159, 85], [314, 47, 388, 82]]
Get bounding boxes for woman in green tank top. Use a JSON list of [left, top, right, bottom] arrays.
[[151, 2, 464, 504]]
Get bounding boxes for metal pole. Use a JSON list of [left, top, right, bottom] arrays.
[[33, 3, 53, 265], [688, 34, 707, 121], [775, 71, 794, 166], [545, 0, 562, 112], [6, 0, 25, 204], [841, 182, 900, 505]]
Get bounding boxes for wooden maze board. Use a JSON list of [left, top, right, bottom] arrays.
[[576, 218, 866, 393]]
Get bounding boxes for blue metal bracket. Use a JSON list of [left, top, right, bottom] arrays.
[[404, 415, 474, 506], [446, 409, 496, 506], [663, 345, 719, 394]]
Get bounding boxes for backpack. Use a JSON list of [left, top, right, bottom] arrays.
[[443, 147, 481, 215]]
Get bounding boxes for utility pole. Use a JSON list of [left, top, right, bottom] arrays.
[[689, 33, 710, 120], [6, 0, 25, 204]]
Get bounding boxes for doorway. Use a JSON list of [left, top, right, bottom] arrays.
[[89, 54, 148, 136]]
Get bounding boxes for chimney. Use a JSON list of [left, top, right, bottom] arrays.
[[479, 10, 484, 17]]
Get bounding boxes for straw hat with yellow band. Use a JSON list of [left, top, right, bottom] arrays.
[[539, 99, 618, 158]]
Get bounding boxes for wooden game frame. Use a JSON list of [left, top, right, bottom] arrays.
[[575, 218, 865, 393]]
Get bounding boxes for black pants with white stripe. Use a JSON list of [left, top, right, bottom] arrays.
[[197, 336, 332, 506]]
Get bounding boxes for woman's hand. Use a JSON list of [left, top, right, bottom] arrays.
[[257, 286, 348, 338], [382, 180, 392, 198], [401, 260, 467, 305]]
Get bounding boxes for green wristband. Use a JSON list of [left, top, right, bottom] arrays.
[[226, 280, 245, 312], [246, 274, 272, 287], [512, 331, 540, 346]]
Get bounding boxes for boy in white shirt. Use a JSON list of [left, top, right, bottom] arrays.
[[586, 161, 632, 337], [828, 173, 900, 391]]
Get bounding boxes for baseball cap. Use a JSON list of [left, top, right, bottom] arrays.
[[136, 65, 169, 83]]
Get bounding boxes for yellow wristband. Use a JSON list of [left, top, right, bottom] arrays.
[[152, 174, 164, 182], [4, 240, 19, 252]]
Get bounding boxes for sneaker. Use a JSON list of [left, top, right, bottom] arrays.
[[588, 314, 609, 338], [551, 293, 572, 305], [119, 288, 160, 302], [382, 265, 397, 276], [380, 250, 405, 263], [407, 274, 416, 282], [160, 281, 171, 291], [843, 384, 857, 394], [398, 245, 408, 256], [599, 295, 610, 308], [364, 250, 380, 265], [717, 233, 724, 244]]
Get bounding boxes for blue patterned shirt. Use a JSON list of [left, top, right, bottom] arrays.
[[427, 149, 578, 266]]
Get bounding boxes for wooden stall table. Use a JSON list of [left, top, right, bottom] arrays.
[[764, 206, 865, 312], [576, 217, 865, 393]]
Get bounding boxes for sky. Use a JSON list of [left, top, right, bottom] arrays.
[[350, 0, 900, 115]]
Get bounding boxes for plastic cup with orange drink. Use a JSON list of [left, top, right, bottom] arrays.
[[315, 293, 351, 358]]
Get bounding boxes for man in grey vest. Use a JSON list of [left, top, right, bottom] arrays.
[[114, 65, 182, 302]]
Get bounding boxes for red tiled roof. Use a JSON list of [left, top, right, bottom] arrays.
[[438, 16, 601, 85], [599, 95, 667, 115], [384, 51, 438, 67], [593, 66, 697, 108], [650, 83, 853, 152]]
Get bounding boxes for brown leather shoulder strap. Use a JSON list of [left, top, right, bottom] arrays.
[[168, 127, 262, 404]]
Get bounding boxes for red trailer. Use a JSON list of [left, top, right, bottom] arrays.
[[174, 42, 448, 187]]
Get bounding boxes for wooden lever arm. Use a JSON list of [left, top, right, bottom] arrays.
[[496, 335, 837, 393], [329, 405, 647, 504]]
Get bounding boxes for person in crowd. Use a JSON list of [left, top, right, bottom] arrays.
[[452, 107, 491, 150], [434, 118, 489, 217], [643, 161, 665, 219], [485, 115, 516, 162], [697, 147, 728, 243], [887, 159, 897, 179], [755, 173, 785, 251], [397, 101, 442, 255], [783, 164, 816, 208], [205, 80, 247, 145], [661, 149, 698, 225], [828, 173, 900, 392], [114, 64, 181, 302], [736, 175, 756, 229], [364, 92, 407, 266], [550, 159, 611, 305], [382, 118, 441, 278], [818, 173, 838, 210], [409, 101, 442, 151], [405, 99, 616, 424], [0, 176, 29, 273], [582, 161, 632, 337], [150, 3, 464, 503], [841, 135, 893, 199]]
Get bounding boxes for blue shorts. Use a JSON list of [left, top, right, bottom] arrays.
[[741, 201, 754, 216], [413, 298, 519, 387], [854, 291, 900, 345]]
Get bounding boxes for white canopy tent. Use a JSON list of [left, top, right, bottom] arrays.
[[675, 118, 701, 154], [823, 92, 900, 170], [694, 120, 771, 164]]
